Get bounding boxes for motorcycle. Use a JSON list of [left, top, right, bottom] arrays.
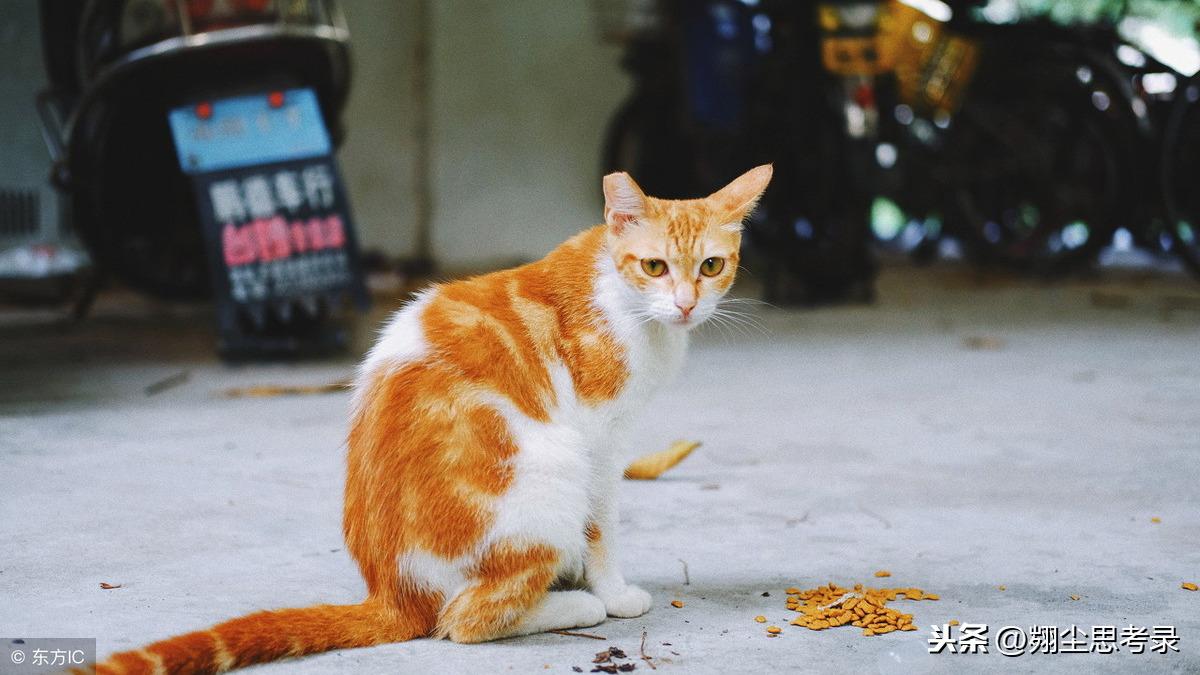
[[37, 0, 367, 355], [599, 0, 879, 304]]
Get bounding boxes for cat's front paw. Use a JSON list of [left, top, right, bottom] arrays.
[[601, 584, 652, 618]]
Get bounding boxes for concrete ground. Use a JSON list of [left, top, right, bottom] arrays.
[[2, 265, 1198, 674]]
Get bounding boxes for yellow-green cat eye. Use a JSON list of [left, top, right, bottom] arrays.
[[641, 258, 668, 277], [700, 257, 725, 277]]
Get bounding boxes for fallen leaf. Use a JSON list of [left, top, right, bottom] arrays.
[[223, 380, 351, 399], [624, 441, 700, 480]]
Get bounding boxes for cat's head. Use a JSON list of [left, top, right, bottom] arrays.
[[603, 165, 772, 329]]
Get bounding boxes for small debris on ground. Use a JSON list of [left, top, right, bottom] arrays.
[[962, 335, 1005, 351], [551, 630, 607, 640], [222, 380, 351, 398], [1151, 517, 1162, 524], [638, 631, 656, 670], [874, 570, 891, 578], [590, 646, 635, 673], [99, 582, 121, 589], [144, 370, 190, 396], [1182, 582, 1198, 591], [754, 615, 766, 623], [670, 600, 684, 608], [997, 585, 1007, 591], [1069, 595, 1081, 601]]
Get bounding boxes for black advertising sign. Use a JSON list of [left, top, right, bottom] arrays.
[[169, 88, 367, 353]]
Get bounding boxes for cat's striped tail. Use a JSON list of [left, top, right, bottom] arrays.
[[78, 600, 419, 674]]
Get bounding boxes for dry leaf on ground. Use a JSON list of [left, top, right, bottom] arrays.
[[624, 441, 700, 480]]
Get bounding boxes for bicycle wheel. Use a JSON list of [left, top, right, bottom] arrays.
[[945, 49, 1135, 272], [1163, 73, 1200, 278]]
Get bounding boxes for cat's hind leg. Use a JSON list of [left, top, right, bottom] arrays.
[[498, 590, 606, 639], [436, 541, 605, 643]]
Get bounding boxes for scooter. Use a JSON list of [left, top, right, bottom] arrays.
[[37, 0, 367, 355]]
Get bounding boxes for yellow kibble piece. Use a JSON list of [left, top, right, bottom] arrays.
[[670, 600, 684, 608], [998, 585, 1006, 591], [1070, 595, 1080, 601], [755, 615, 767, 623], [1182, 582, 1198, 591], [785, 587, 801, 594], [948, 619, 960, 626], [766, 626, 782, 635], [874, 570, 891, 578], [1151, 517, 1162, 523]]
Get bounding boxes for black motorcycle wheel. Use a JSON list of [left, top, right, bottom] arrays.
[[601, 95, 701, 199], [1163, 74, 1200, 278], [74, 100, 211, 300], [945, 52, 1133, 273]]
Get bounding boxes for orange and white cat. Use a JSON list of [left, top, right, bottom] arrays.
[[89, 165, 772, 674]]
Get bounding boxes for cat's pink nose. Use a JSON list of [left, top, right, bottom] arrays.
[[675, 300, 696, 319]]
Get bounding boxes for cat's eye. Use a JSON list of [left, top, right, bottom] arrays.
[[641, 258, 667, 277], [700, 257, 725, 277]]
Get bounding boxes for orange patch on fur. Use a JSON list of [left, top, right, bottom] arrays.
[[436, 542, 559, 643]]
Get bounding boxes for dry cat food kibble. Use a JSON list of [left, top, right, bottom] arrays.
[[776, 582, 939, 636], [670, 600, 685, 608], [1182, 582, 1198, 591]]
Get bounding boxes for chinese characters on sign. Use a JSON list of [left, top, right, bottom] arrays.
[[928, 623, 1180, 657], [204, 163, 356, 303]]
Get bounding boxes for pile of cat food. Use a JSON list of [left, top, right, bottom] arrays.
[[759, 577, 939, 637]]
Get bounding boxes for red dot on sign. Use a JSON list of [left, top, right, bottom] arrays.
[[268, 91, 285, 109], [195, 102, 213, 120]]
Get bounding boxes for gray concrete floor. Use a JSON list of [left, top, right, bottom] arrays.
[[2, 265, 1199, 674]]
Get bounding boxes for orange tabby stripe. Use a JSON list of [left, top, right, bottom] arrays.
[[435, 542, 560, 643]]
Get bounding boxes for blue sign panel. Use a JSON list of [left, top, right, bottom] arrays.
[[168, 88, 332, 175]]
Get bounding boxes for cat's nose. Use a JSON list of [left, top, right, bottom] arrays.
[[675, 299, 696, 319]]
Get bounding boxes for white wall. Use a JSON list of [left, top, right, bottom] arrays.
[[340, 1, 629, 270]]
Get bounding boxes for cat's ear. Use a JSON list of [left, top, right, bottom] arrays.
[[603, 172, 648, 235], [709, 164, 773, 226]]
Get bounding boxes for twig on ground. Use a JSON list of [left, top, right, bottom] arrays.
[[640, 631, 656, 670], [550, 629, 607, 640], [144, 370, 190, 396]]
